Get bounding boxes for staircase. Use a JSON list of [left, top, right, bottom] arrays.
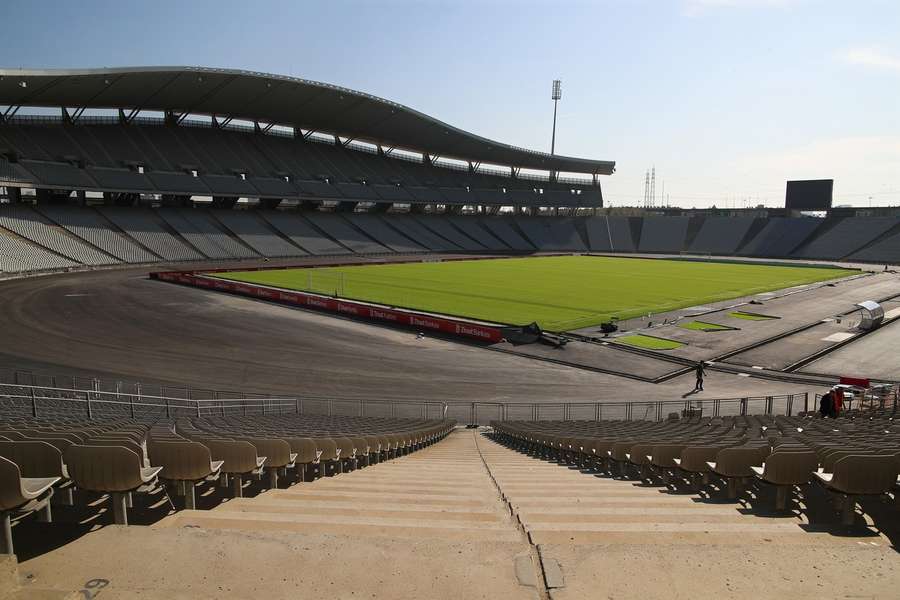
[[10, 429, 900, 600]]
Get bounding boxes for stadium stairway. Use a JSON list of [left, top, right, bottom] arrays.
[[8, 428, 900, 599]]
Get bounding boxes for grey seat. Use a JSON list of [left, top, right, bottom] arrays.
[[202, 439, 266, 498], [813, 455, 899, 525], [64, 444, 163, 525], [751, 451, 819, 510], [148, 440, 224, 509], [0, 456, 60, 555]]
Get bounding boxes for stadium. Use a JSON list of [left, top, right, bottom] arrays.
[[0, 64, 899, 599]]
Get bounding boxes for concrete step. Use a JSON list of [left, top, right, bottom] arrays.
[[217, 498, 509, 522], [160, 510, 522, 542]]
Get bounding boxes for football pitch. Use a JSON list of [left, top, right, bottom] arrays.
[[211, 256, 857, 332]]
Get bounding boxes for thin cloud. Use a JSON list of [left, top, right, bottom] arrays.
[[840, 47, 900, 72]]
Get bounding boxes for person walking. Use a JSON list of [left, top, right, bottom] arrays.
[[694, 361, 705, 391], [819, 390, 833, 418]]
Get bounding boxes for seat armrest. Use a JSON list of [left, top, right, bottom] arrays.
[[141, 466, 164, 482], [706, 461, 717, 471], [210, 460, 225, 474], [256, 456, 267, 468], [750, 466, 764, 477], [673, 458, 682, 465], [21, 476, 62, 498]]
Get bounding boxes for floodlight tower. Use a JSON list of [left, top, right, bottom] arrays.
[[550, 79, 562, 155]]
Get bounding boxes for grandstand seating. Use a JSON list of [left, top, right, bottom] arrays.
[[689, 217, 757, 255], [385, 215, 459, 252], [212, 210, 304, 258], [584, 215, 637, 252], [304, 213, 388, 254], [415, 215, 486, 251], [0, 411, 452, 554], [515, 216, 587, 251], [38, 205, 160, 263], [0, 204, 117, 266], [98, 207, 205, 261], [638, 216, 690, 253], [738, 217, 822, 257], [0, 120, 592, 204], [346, 214, 423, 253], [491, 414, 900, 526], [793, 217, 900, 260], [480, 217, 534, 251], [259, 210, 350, 255]]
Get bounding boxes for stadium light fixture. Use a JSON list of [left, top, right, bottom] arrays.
[[550, 79, 561, 156]]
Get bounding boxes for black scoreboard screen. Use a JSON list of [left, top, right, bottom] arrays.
[[785, 179, 833, 210]]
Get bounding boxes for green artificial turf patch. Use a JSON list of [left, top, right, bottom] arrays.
[[729, 310, 779, 321], [613, 334, 685, 350], [678, 320, 737, 332], [212, 256, 852, 331]]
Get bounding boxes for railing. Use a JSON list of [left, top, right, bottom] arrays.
[[0, 379, 812, 426]]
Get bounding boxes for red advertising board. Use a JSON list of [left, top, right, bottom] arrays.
[[150, 271, 504, 343]]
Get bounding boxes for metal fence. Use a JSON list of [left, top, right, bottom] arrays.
[[0, 378, 815, 426]]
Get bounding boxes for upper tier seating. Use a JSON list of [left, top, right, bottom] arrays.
[[0, 122, 597, 204]]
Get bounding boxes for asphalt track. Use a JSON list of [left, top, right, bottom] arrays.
[[0, 264, 818, 403]]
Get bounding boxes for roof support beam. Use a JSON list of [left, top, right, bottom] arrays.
[[61, 106, 87, 124], [1, 105, 21, 122], [118, 108, 142, 124]]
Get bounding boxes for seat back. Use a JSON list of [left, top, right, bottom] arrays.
[[64, 444, 144, 492], [244, 438, 292, 468], [148, 440, 214, 481], [831, 455, 899, 495], [0, 440, 65, 478], [651, 444, 686, 468], [761, 451, 819, 485], [0, 456, 28, 511], [334, 437, 357, 458], [286, 438, 318, 463], [714, 447, 766, 477], [312, 438, 339, 461], [679, 446, 724, 472], [202, 440, 260, 474]]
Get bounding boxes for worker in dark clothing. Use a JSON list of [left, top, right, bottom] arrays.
[[819, 390, 833, 418], [694, 361, 705, 391]]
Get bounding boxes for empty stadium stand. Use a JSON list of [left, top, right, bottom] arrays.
[[688, 216, 757, 255], [584, 215, 637, 253], [638, 216, 690, 254], [793, 216, 900, 260]]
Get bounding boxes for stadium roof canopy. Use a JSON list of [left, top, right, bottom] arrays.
[[0, 66, 615, 176]]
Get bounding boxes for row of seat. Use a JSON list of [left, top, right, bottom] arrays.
[[491, 414, 900, 526], [0, 414, 453, 555]]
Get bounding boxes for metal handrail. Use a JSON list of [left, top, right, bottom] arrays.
[[0, 382, 811, 426]]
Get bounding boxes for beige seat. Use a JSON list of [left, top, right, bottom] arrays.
[[813, 455, 899, 525], [0, 456, 60, 555], [707, 446, 769, 499], [148, 441, 224, 509], [311, 437, 341, 477], [285, 437, 321, 481], [751, 450, 819, 510], [64, 445, 161, 525], [242, 438, 296, 488], [202, 440, 266, 498]]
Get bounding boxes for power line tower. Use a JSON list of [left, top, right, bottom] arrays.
[[650, 166, 656, 208], [643, 170, 650, 207]]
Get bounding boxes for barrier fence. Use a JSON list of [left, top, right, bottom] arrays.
[[0, 381, 828, 426]]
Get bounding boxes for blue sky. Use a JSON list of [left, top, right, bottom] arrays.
[[2, 0, 898, 207]]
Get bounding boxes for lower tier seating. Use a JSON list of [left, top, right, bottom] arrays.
[[0, 414, 453, 555]]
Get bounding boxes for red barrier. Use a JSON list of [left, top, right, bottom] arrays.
[[151, 271, 504, 343], [839, 376, 870, 388]]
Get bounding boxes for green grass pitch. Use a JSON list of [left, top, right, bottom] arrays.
[[211, 256, 856, 332]]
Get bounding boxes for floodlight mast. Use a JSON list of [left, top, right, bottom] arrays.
[[550, 79, 562, 156]]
